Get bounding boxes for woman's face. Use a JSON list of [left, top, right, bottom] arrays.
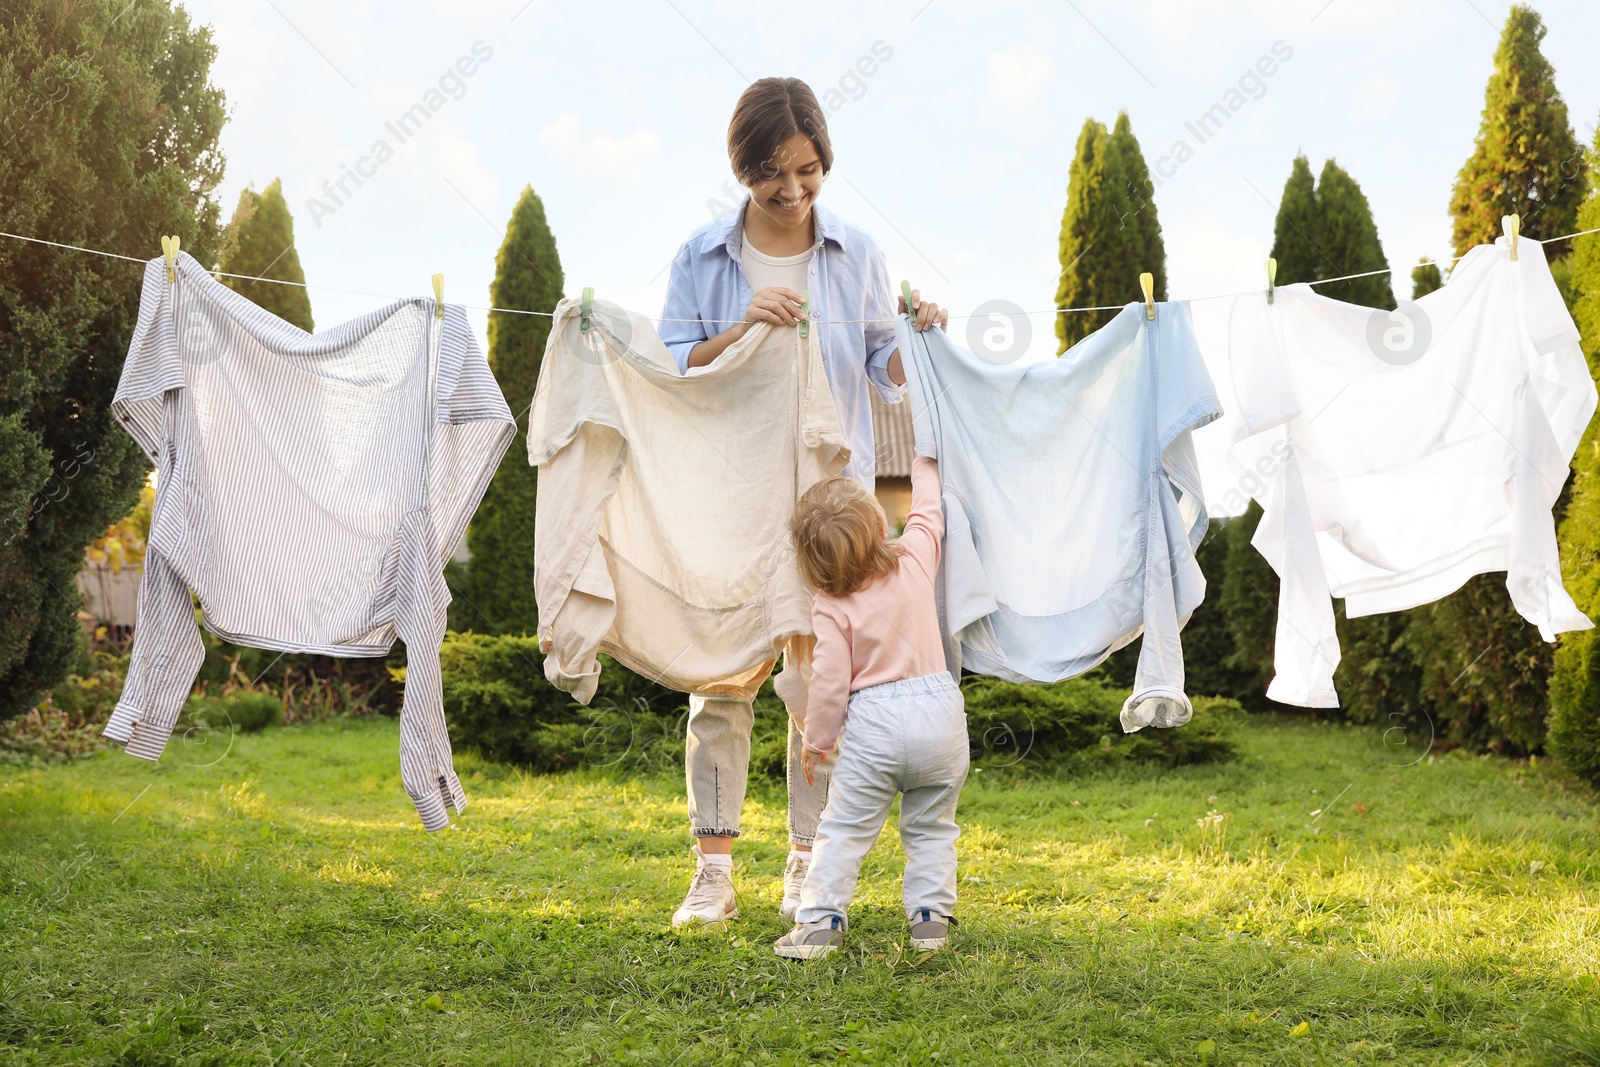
[[746, 131, 824, 231]]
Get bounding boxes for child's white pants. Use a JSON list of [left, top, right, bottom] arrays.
[[795, 671, 969, 926]]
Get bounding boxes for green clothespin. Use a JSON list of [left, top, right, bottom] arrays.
[[1266, 258, 1277, 305], [798, 289, 810, 338], [580, 286, 594, 333], [901, 280, 915, 323]]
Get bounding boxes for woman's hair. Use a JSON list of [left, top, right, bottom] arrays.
[[727, 77, 833, 186], [791, 476, 901, 597]]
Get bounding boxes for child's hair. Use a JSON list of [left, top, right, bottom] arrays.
[[791, 476, 901, 597], [727, 77, 833, 187]]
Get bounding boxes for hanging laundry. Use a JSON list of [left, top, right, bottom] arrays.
[[104, 253, 515, 830], [897, 302, 1222, 731], [529, 299, 848, 703], [1225, 235, 1596, 708]]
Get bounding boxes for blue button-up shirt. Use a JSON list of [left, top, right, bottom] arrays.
[[660, 198, 903, 487]]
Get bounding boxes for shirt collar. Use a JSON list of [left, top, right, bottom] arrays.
[[699, 195, 847, 258]]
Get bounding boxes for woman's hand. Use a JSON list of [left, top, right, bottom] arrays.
[[800, 744, 827, 787], [687, 286, 807, 368], [745, 286, 807, 328], [898, 288, 949, 333]]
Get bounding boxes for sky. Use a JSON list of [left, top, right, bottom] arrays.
[[181, 0, 1600, 513]]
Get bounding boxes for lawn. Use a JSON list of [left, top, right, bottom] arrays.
[[2, 714, 1598, 1065]]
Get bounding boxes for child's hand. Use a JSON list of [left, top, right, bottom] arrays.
[[801, 744, 827, 787]]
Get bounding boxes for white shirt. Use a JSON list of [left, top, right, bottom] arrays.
[[740, 233, 813, 298], [104, 253, 515, 830], [1226, 235, 1596, 707], [899, 301, 1222, 732], [529, 298, 848, 703]]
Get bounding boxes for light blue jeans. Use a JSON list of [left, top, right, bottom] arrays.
[[795, 672, 969, 927]]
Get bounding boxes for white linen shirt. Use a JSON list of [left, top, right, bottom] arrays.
[[529, 299, 848, 703], [1226, 235, 1596, 707], [104, 253, 515, 830], [899, 302, 1222, 731]]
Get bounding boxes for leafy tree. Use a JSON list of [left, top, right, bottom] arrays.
[[217, 178, 313, 330], [1549, 128, 1600, 784], [1054, 111, 1165, 352], [0, 0, 226, 720], [454, 186, 564, 634], [1449, 4, 1587, 255]]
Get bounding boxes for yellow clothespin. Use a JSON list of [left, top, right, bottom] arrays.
[[798, 289, 810, 338], [160, 235, 180, 283], [901, 280, 915, 322], [1502, 214, 1520, 261], [1266, 257, 1277, 305], [432, 273, 445, 319], [1140, 272, 1155, 319], [580, 286, 594, 333]]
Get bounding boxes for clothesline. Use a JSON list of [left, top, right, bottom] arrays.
[[4, 225, 1599, 326]]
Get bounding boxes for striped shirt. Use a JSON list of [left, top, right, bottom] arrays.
[[104, 252, 515, 830]]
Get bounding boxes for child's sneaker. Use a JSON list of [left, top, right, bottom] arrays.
[[908, 908, 956, 950], [778, 850, 811, 920], [671, 848, 737, 927], [773, 915, 844, 959]]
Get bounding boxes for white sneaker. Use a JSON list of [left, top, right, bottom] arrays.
[[778, 850, 811, 921], [671, 849, 738, 927], [773, 915, 844, 960]]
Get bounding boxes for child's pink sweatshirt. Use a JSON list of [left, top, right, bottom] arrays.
[[804, 456, 946, 754]]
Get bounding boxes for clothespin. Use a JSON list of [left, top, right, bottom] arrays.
[[580, 286, 594, 333], [901, 280, 915, 322], [431, 273, 445, 319], [1266, 257, 1277, 305], [1140, 272, 1155, 320], [160, 235, 180, 283], [798, 289, 810, 338], [1502, 214, 1520, 261]]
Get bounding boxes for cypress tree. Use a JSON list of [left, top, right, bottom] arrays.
[[1449, 5, 1587, 254], [0, 0, 225, 719], [217, 178, 313, 331], [1313, 160, 1395, 309], [1110, 111, 1165, 314], [1548, 131, 1600, 784], [1271, 155, 1322, 287], [1054, 111, 1165, 352], [455, 186, 564, 634], [1411, 6, 1590, 755], [1412, 259, 1444, 299]]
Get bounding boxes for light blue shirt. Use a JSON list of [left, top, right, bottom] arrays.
[[897, 302, 1222, 732], [660, 198, 903, 486]]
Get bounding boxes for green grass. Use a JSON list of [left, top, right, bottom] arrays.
[[2, 715, 1598, 1066]]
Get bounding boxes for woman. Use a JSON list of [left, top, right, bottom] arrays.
[[659, 76, 948, 927]]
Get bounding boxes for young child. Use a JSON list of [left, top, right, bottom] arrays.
[[774, 454, 969, 959]]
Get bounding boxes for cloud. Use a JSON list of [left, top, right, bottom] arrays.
[[538, 114, 660, 182], [987, 46, 1048, 110], [431, 133, 495, 207]]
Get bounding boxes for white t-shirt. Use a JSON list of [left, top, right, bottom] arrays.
[[741, 234, 812, 297]]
